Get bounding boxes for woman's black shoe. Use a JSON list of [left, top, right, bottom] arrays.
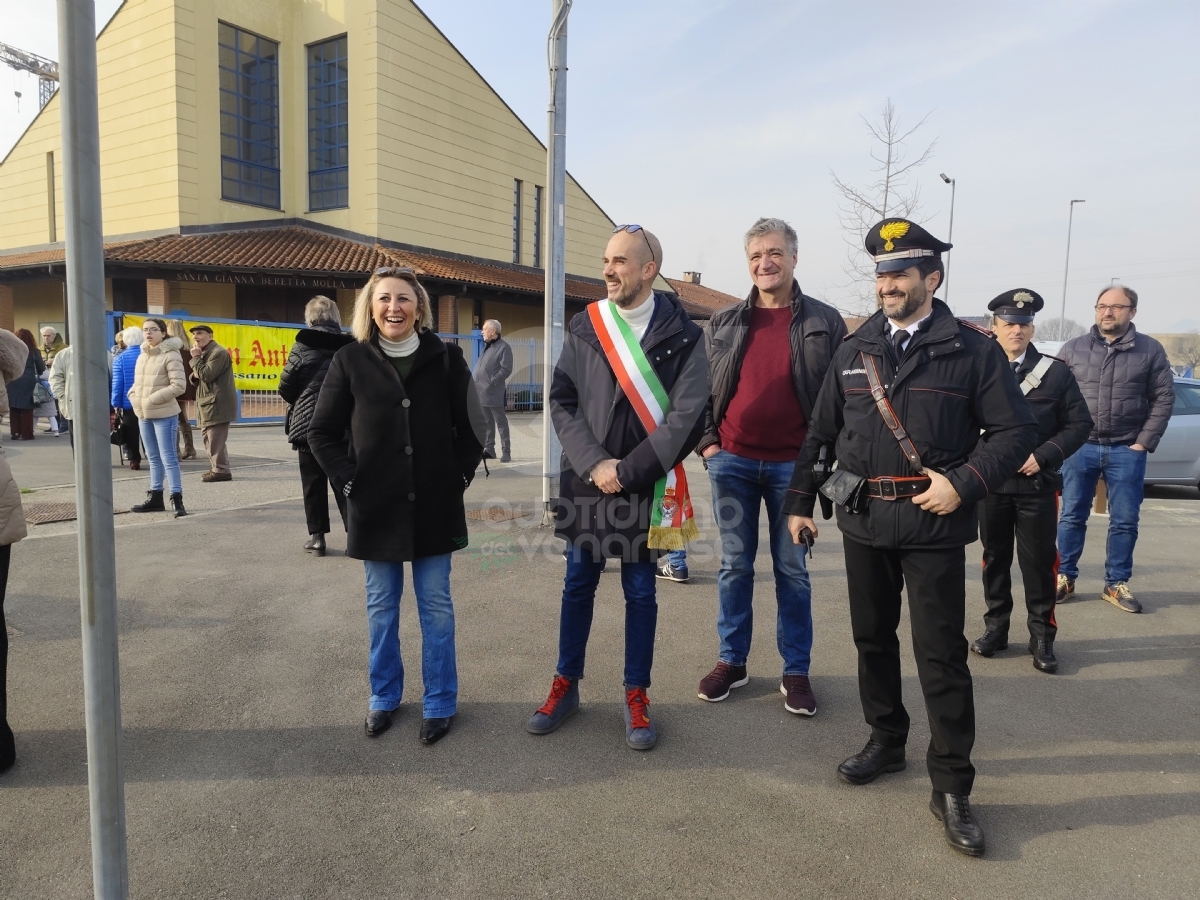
[[170, 492, 187, 518], [304, 533, 327, 556], [131, 490, 164, 513], [365, 709, 394, 737], [419, 716, 453, 745], [837, 739, 906, 785], [929, 791, 985, 856]]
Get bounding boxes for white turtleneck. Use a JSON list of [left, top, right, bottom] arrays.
[[615, 291, 657, 342], [377, 331, 420, 357]]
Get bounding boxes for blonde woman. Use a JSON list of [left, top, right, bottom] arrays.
[[165, 320, 198, 460], [308, 268, 483, 744], [128, 318, 188, 517]]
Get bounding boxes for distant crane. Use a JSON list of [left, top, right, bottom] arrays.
[[1, 41, 59, 109]]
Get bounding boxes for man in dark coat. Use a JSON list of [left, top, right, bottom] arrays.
[[526, 225, 709, 752], [472, 319, 513, 462], [188, 326, 237, 482], [785, 218, 1038, 857], [1055, 285, 1175, 614], [971, 290, 1093, 673]]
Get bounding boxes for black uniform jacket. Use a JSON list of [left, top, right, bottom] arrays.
[[308, 331, 484, 562], [980, 344, 1093, 494], [785, 300, 1038, 550]]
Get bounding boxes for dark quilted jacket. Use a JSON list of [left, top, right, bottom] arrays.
[[278, 324, 355, 450], [1058, 325, 1175, 452]]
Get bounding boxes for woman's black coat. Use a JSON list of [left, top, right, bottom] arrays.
[[307, 330, 484, 562], [5, 351, 44, 410], [278, 324, 355, 450]]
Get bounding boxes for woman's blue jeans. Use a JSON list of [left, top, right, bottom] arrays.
[[363, 555, 458, 718], [706, 449, 813, 676], [1057, 442, 1147, 585], [556, 553, 657, 688], [138, 415, 181, 495]]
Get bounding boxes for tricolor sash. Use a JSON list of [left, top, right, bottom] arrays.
[[587, 299, 699, 550]]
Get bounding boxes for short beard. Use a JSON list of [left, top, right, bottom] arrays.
[[1098, 319, 1129, 337], [611, 281, 646, 309], [877, 281, 927, 321]]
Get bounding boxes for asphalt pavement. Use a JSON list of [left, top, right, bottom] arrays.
[[1, 416, 1197, 899]]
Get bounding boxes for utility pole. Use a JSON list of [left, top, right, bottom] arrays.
[[56, 1, 129, 897], [1059, 199, 1086, 335], [939, 173, 955, 306], [541, 0, 571, 525]]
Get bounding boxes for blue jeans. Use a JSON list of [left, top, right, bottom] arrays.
[[363, 555, 457, 718], [557, 553, 657, 688], [139, 415, 181, 495], [666, 549, 687, 569], [1058, 442, 1147, 585], [707, 449, 813, 675]]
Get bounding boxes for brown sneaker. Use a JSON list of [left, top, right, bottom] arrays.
[[1055, 574, 1076, 603], [201, 471, 232, 482], [697, 661, 749, 702], [781, 675, 816, 716], [1101, 582, 1142, 613]]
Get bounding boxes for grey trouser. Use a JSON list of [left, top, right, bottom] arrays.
[[202, 422, 231, 474], [482, 405, 510, 457]]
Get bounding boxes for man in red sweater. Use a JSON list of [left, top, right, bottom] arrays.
[[694, 218, 847, 714]]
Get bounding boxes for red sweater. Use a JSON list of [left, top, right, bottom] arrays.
[[717, 305, 807, 461]]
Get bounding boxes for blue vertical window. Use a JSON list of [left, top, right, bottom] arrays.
[[219, 22, 280, 209], [533, 185, 544, 268], [308, 36, 349, 210]]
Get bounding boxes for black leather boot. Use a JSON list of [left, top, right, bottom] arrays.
[[1029, 638, 1058, 673], [131, 490, 164, 513], [419, 716, 454, 745], [970, 630, 1008, 657], [929, 791, 985, 856], [837, 739, 906, 785], [304, 534, 327, 556], [170, 492, 187, 518]]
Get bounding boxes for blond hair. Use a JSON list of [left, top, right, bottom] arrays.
[[166, 319, 192, 349], [351, 269, 434, 342]]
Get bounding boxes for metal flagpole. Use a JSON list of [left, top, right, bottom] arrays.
[[541, 0, 571, 525], [1059, 199, 1085, 335], [56, 1, 129, 896]]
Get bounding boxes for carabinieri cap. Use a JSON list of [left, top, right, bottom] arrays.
[[988, 288, 1045, 324], [865, 218, 953, 274]]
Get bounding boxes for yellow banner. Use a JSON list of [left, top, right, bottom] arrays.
[[123, 315, 298, 392]]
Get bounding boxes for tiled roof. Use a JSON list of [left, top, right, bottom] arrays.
[[0, 225, 611, 302], [664, 277, 741, 319]]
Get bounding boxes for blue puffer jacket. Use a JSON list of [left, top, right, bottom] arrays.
[[110, 344, 141, 410]]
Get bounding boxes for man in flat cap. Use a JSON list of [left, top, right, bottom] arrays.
[[972, 290, 1092, 673], [784, 218, 1037, 857]]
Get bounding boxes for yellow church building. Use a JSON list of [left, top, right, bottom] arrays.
[[0, 0, 726, 341]]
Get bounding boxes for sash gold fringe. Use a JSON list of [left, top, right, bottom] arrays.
[[648, 517, 700, 551]]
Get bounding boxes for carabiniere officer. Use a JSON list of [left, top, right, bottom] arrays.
[[785, 218, 1037, 857], [971, 289, 1093, 672]]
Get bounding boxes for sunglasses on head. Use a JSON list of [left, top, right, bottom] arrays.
[[613, 224, 658, 266], [373, 266, 416, 277]]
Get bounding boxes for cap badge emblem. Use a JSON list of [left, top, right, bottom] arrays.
[[1013, 291, 1033, 308], [879, 221, 910, 252]]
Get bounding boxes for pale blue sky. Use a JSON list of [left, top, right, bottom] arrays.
[[3, 0, 1197, 330]]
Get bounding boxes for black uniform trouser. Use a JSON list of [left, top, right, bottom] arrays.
[[979, 491, 1059, 643], [843, 536, 975, 796], [298, 448, 346, 536]]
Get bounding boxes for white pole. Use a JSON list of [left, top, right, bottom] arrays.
[[56, 1, 129, 896], [541, 0, 571, 525]]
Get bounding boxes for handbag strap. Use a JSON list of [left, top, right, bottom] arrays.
[[861, 351, 924, 474]]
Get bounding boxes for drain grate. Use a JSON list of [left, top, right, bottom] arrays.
[[467, 504, 539, 523], [24, 502, 130, 525]]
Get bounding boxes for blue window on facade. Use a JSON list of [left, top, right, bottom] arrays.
[[308, 36, 349, 211], [219, 22, 280, 209]]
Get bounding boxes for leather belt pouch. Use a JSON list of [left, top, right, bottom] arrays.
[[819, 469, 867, 513]]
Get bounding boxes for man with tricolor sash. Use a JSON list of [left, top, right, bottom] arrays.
[[526, 225, 709, 751]]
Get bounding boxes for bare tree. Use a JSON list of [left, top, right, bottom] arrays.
[[832, 98, 936, 315], [1037, 317, 1086, 342], [1173, 334, 1200, 371]]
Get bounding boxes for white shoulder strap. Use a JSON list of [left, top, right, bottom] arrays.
[[1020, 356, 1055, 395]]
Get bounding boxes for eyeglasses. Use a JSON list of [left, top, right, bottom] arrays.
[[613, 224, 658, 266], [373, 266, 415, 277], [1095, 304, 1132, 313]]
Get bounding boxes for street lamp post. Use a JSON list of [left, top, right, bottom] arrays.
[[939, 173, 955, 306], [1059, 199, 1086, 338]]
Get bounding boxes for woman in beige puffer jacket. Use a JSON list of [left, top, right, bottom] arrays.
[[128, 318, 188, 517], [0, 328, 30, 773]]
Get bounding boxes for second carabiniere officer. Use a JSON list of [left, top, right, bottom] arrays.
[[971, 290, 1092, 673], [785, 218, 1037, 857]]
